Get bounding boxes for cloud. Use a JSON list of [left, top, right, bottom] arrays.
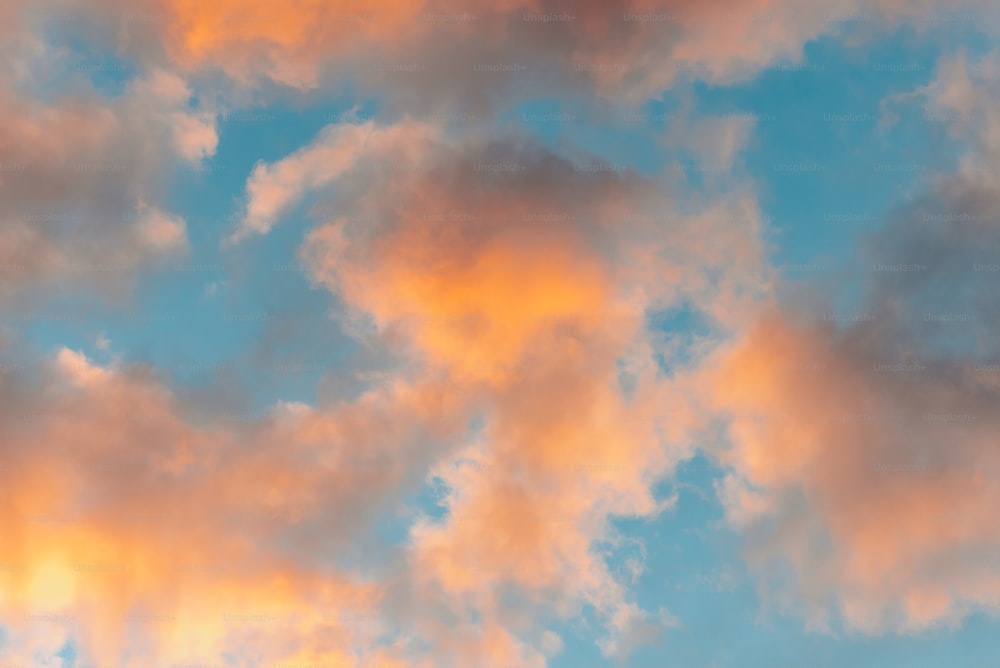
[[704, 52, 1000, 633], [229, 119, 768, 661], [0, 54, 216, 302], [17, 0, 1000, 109], [0, 338, 690, 664], [0, 346, 473, 665], [231, 120, 436, 243], [1, 4, 783, 658]]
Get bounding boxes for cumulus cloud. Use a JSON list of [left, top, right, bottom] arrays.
[[230, 118, 767, 661], [0, 346, 474, 665], [704, 52, 1000, 633]]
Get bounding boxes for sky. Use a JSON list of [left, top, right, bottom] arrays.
[[1, 1, 1000, 667]]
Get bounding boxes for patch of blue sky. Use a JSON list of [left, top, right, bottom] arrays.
[[599, 452, 1000, 666], [55, 638, 76, 666], [663, 28, 984, 325], [15, 101, 381, 416], [642, 304, 717, 373], [546, 606, 613, 668], [716, 36, 942, 268]]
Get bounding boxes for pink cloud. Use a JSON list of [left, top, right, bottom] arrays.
[[700, 52, 1000, 634]]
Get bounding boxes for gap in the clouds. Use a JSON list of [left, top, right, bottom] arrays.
[[644, 305, 716, 372], [115, 100, 392, 416], [56, 638, 77, 666], [9, 101, 398, 421], [707, 32, 938, 273], [412, 474, 451, 523], [664, 25, 990, 325]]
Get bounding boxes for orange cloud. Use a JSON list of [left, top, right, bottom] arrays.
[[22, 0, 997, 105], [695, 51, 1000, 633], [0, 348, 477, 665], [277, 122, 766, 660], [706, 310, 1000, 632], [0, 2, 788, 655], [136, 0, 834, 98]]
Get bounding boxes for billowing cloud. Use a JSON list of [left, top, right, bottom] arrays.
[[8, 0, 999, 662], [0, 345, 474, 665], [704, 52, 1000, 633], [150, 0, 998, 104], [234, 118, 767, 661], [13, 0, 1000, 108], [0, 98, 770, 662]]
